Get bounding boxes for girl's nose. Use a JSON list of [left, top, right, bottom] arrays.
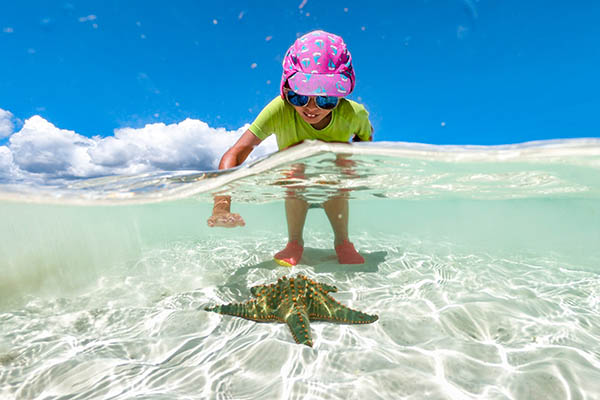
[[305, 97, 318, 111]]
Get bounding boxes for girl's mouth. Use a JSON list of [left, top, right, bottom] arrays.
[[303, 111, 318, 119]]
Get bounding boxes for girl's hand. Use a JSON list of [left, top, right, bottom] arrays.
[[207, 212, 246, 228]]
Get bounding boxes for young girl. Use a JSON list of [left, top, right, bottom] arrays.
[[207, 30, 373, 266]]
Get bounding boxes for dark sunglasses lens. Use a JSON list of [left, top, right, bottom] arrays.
[[316, 96, 339, 110], [287, 91, 309, 107]]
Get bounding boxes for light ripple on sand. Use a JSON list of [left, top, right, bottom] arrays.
[[2, 233, 600, 399]]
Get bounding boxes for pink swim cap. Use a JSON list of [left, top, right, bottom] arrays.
[[280, 30, 355, 99]]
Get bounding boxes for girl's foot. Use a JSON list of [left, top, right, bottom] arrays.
[[335, 240, 365, 264], [274, 241, 304, 267]]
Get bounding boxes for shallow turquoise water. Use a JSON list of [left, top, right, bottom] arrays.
[[1, 140, 600, 399]]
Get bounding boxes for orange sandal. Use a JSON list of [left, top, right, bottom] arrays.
[[335, 240, 365, 264], [274, 241, 304, 267]]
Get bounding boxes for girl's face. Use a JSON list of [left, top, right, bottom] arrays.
[[290, 96, 333, 130]]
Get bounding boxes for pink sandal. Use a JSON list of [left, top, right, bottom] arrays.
[[335, 240, 365, 264], [274, 241, 304, 267]]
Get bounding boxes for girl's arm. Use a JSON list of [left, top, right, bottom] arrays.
[[218, 129, 263, 169], [208, 130, 263, 227], [352, 125, 374, 142]]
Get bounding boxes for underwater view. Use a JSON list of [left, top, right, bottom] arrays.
[[2, 140, 600, 399]]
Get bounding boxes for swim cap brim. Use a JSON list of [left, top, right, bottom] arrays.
[[286, 71, 353, 97]]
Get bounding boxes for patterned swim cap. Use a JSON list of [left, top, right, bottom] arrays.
[[280, 30, 355, 98]]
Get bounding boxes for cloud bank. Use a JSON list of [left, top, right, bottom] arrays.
[[0, 108, 15, 138], [0, 112, 277, 184]]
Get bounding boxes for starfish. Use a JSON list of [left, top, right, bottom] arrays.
[[205, 274, 378, 347]]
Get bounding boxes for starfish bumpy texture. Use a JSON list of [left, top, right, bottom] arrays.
[[205, 274, 378, 347]]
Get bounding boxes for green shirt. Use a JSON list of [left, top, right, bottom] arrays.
[[249, 96, 372, 150]]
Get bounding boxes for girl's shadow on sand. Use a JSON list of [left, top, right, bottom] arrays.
[[225, 247, 386, 285], [272, 247, 387, 274], [251, 247, 387, 273], [212, 248, 387, 301]]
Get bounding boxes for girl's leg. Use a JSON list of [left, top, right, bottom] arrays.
[[323, 193, 364, 264], [323, 195, 349, 246], [284, 196, 309, 246], [274, 196, 308, 267], [274, 163, 309, 266]]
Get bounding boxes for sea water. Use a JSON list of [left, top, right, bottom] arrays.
[[1, 140, 600, 399]]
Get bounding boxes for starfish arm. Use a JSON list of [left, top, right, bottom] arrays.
[[250, 284, 271, 297], [308, 294, 378, 325], [283, 305, 313, 347], [205, 300, 277, 322], [318, 283, 338, 293]]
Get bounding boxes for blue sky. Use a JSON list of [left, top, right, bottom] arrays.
[[1, 0, 599, 148]]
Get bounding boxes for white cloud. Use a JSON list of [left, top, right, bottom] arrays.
[[78, 15, 97, 22], [90, 118, 274, 173], [1, 113, 277, 183], [0, 109, 15, 138], [0, 146, 19, 181], [9, 116, 98, 178]]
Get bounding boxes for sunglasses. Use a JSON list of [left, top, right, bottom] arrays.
[[285, 90, 340, 110]]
